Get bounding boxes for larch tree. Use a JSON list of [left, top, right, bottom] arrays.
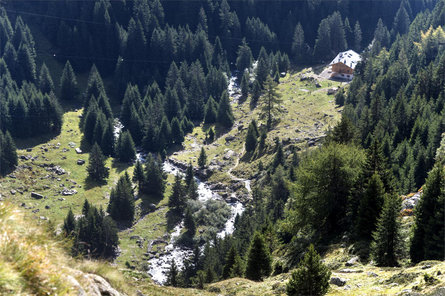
[[260, 76, 282, 130]]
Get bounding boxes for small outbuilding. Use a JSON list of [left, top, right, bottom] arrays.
[[329, 50, 361, 81]]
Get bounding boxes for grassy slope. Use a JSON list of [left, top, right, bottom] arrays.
[[172, 69, 343, 183]]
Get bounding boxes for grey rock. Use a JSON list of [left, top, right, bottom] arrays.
[[31, 192, 44, 199], [339, 268, 363, 273], [77, 159, 85, 165], [75, 148, 83, 154], [61, 189, 77, 196], [45, 205, 50, 209], [225, 135, 236, 142], [330, 277, 347, 286], [345, 256, 359, 266], [10, 189, 16, 195], [367, 272, 378, 277]]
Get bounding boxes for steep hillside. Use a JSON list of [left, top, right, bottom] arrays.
[[171, 68, 343, 185]]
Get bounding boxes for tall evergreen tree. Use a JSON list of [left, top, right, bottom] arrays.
[[292, 22, 307, 63], [236, 39, 253, 73], [0, 130, 17, 175], [167, 260, 179, 287], [216, 91, 234, 128], [87, 143, 109, 182], [245, 232, 272, 281], [260, 76, 282, 130], [116, 130, 136, 163], [133, 160, 145, 189], [169, 173, 186, 215], [223, 246, 243, 279], [38, 63, 54, 94], [171, 117, 184, 145], [60, 60, 79, 101], [410, 165, 445, 262], [371, 194, 403, 267], [204, 96, 218, 124], [63, 208, 76, 236], [141, 154, 166, 198], [198, 147, 207, 169], [245, 120, 259, 152], [356, 173, 385, 240], [240, 71, 250, 99], [108, 173, 135, 222], [353, 21, 362, 52]]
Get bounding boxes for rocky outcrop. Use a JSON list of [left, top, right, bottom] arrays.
[[67, 269, 123, 296]]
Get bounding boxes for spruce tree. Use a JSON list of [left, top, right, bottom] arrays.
[[108, 174, 135, 222], [116, 130, 136, 163], [240, 71, 250, 99], [371, 194, 403, 267], [292, 22, 307, 63], [252, 80, 262, 104], [133, 160, 145, 189], [272, 140, 285, 170], [0, 131, 18, 175], [353, 21, 362, 52], [245, 232, 272, 281], [255, 47, 270, 87], [185, 162, 194, 186], [236, 39, 253, 73], [60, 60, 79, 101], [168, 173, 186, 215], [356, 173, 385, 240], [207, 127, 215, 143], [187, 178, 199, 200], [223, 246, 243, 279], [141, 155, 166, 198], [63, 208, 76, 236], [184, 208, 196, 238], [171, 117, 184, 144], [38, 63, 54, 94], [198, 147, 207, 169], [245, 120, 259, 152], [286, 244, 331, 296], [101, 119, 115, 157], [167, 260, 179, 287], [410, 165, 445, 262], [204, 96, 218, 124], [87, 143, 109, 182], [216, 91, 234, 128]]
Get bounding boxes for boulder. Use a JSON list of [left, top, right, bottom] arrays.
[[10, 189, 16, 195], [75, 148, 83, 154], [339, 268, 363, 273], [61, 189, 78, 196], [224, 150, 235, 160], [77, 159, 85, 165], [225, 135, 236, 142], [31, 192, 44, 199], [330, 277, 347, 286], [84, 274, 122, 296], [345, 256, 359, 267]]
